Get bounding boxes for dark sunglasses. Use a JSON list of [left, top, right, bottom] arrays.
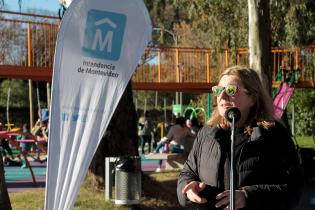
[[212, 85, 238, 97]]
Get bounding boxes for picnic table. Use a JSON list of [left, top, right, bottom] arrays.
[[144, 153, 186, 171]]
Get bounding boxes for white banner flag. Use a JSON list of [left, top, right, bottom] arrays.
[[44, 0, 152, 209]]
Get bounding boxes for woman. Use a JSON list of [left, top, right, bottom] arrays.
[[177, 66, 304, 210]]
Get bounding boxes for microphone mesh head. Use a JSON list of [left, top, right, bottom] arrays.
[[225, 107, 241, 122]]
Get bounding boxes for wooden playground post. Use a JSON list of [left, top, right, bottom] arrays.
[[175, 48, 180, 105], [237, 49, 241, 65], [157, 49, 161, 83], [47, 82, 51, 110], [295, 48, 299, 69], [224, 49, 229, 67], [273, 49, 276, 79], [28, 23, 34, 128], [164, 97, 167, 123], [206, 51, 210, 83]]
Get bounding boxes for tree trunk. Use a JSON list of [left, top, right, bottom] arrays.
[[0, 153, 12, 210], [89, 81, 139, 187], [248, 0, 272, 95]]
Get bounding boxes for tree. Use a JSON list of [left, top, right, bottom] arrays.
[[0, 79, 30, 108], [88, 81, 139, 186], [248, 0, 272, 94], [160, 0, 248, 49], [269, 0, 315, 48]]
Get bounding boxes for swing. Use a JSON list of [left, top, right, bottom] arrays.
[[273, 68, 299, 120]]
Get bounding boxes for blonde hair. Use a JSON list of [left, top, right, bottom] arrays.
[[209, 65, 275, 131]]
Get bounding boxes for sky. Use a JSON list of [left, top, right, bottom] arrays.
[[3, 0, 61, 15]]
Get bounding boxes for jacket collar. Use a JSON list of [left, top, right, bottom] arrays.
[[211, 124, 264, 143], [250, 126, 263, 142]]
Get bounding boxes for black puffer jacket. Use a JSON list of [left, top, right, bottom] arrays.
[[177, 122, 304, 210]]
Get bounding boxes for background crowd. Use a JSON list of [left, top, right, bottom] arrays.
[[138, 110, 203, 156]]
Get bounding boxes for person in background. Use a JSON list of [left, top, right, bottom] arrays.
[[177, 65, 304, 210], [152, 122, 163, 150], [17, 124, 32, 168], [138, 111, 154, 154], [186, 117, 202, 136], [0, 122, 15, 164], [155, 116, 195, 155], [31, 109, 49, 161], [31, 108, 49, 141]]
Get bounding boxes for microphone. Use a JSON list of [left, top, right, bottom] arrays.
[[225, 107, 241, 123]]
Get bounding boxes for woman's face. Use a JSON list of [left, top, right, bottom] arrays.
[[216, 75, 255, 126]]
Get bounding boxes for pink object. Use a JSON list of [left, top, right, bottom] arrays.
[[273, 82, 294, 119], [15, 139, 36, 143], [163, 143, 170, 153], [0, 131, 8, 135]]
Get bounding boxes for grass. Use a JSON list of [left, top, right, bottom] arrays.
[[10, 190, 44, 210], [295, 136, 315, 148], [9, 136, 314, 209], [9, 171, 183, 210]]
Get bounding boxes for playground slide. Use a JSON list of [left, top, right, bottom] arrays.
[[273, 82, 294, 119]]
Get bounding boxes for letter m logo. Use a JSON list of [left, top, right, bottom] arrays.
[[82, 10, 126, 61]]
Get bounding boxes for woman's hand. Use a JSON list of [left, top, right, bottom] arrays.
[[182, 181, 207, 204], [215, 189, 247, 209]]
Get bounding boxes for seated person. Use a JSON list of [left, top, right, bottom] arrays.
[[155, 117, 195, 154], [31, 109, 49, 162], [186, 117, 202, 135], [32, 108, 49, 142]]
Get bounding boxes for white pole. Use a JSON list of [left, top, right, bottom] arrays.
[[164, 97, 167, 122], [135, 99, 138, 111], [155, 91, 158, 109], [6, 87, 11, 130], [144, 98, 147, 114], [291, 103, 295, 136]]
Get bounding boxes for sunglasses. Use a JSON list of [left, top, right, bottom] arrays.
[[212, 85, 238, 97]]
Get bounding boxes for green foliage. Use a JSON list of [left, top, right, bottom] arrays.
[[173, 0, 248, 49], [0, 79, 29, 108], [287, 89, 315, 136], [145, 0, 315, 48], [270, 0, 315, 46], [284, 1, 315, 46]]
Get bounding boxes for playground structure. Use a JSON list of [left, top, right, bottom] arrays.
[[182, 101, 206, 122], [0, 9, 314, 125], [0, 10, 314, 89]]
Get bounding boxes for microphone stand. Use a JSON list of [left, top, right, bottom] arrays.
[[225, 107, 240, 210], [229, 116, 236, 210]]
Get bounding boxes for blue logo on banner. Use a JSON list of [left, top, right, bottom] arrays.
[[82, 10, 126, 61]]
